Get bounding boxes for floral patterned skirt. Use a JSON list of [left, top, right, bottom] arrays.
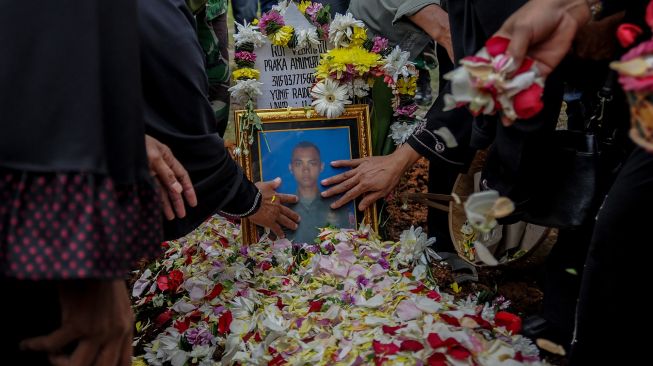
[[0, 169, 163, 280]]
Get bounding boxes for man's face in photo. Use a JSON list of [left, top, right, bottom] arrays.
[[289, 146, 324, 190]]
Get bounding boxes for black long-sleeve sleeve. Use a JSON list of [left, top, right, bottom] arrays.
[[138, 0, 259, 240]]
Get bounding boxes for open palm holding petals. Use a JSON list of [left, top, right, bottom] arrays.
[[132, 216, 543, 366], [444, 36, 545, 122]]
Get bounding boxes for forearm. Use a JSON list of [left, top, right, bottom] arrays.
[[407, 4, 450, 46], [392, 144, 423, 173]]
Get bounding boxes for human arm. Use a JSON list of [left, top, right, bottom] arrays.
[[321, 144, 421, 210], [145, 135, 197, 221], [407, 4, 454, 61], [20, 280, 133, 366], [247, 178, 300, 239], [495, 0, 594, 76]]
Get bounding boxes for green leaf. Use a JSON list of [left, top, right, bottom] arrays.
[[370, 77, 394, 156]]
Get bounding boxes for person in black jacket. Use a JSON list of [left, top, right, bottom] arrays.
[[137, 0, 300, 241]]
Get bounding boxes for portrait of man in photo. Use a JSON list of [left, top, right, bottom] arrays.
[[287, 141, 352, 243]]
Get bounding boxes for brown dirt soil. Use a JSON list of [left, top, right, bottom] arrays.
[[385, 158, 565, 365]]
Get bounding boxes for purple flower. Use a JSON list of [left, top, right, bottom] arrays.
[[239, 246, 249, 256], [306, 3, 324, 20], [213, 305, 225, 315], [185, 327, 214, 346], [258, 10, 284, 35], [323, 242, 336, 253], [341, 292, 356, 304], [394, 103, 418, 117], [234, 51, 256, 63], [378, 257, 390, 270], [305, 245, 318, 254], [371, 36, 389, 53], [356, 275, 369, 287]]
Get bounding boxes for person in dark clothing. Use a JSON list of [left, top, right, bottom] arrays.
[[494, 0, 653, 363], [323, 0, 636, 352], [137, 0, 300, 241], [1, 1, 162, 363]]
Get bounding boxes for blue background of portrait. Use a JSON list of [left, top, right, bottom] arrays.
[[258, 126, 356, 224]]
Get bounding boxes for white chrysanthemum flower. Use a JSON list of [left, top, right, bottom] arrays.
[[352, 78, 370, 98], [295, 28, 321, 50], [383, 46, 412, 82], [271, 0, 289, 13], [396, 226, 438, 266], [329, 12, 365, 48], [261, 304, 289, 333], [388, 121, 417, 145], [311, 79, 351, 118], [143, 340, 166, 366], [228, 79, 263, 105], [234, 21, 266, 48]]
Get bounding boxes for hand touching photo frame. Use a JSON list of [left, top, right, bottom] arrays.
[[235, 105, 377, 244]]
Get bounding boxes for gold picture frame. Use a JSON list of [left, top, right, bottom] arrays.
[[235, 104, 377, 244]]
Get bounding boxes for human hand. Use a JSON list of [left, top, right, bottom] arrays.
[[20, 280, 133, 366], [248, 177, 300, 238], [321, 145, 421, 211], [574, 12, 624, 60], [145, 135, 197, 220], [495, 0, 592, 76], [409, 4, 454, 61]]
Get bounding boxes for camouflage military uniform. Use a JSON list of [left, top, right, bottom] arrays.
[[187, 0, 231, 135]]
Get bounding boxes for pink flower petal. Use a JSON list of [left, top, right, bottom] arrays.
[[396, 299, 422, 321]]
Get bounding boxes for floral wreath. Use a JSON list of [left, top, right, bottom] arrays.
[[229, 0, 420, 156]]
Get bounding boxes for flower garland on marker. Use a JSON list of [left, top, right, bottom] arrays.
[[230, 1, 421, 155], [229, 1, 332, 156], [311, 12, 421, 144]]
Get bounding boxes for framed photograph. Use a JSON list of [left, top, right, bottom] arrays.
[[235, 105, 377, 244]]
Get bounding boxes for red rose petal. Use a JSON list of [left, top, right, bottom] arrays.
[[427, 333, 446, 349], [168, 270, 184, 292], [495, 311, 522, 334], [382, 324, 405, 335], [448, 344, 472, 360], [465, 314, 493, 329], [256, 288, 277, 296], [400, 340, 425, 352], [308, 300, 324, 313], [218, 310, 233, 335], [156, 275, 169, 292], [515, 57, 535, 75], [439, 314, 461, 327], [276, 297, 286, 310], [617, 23, 644, 48], [218, 236, 230, 248], [268, 354, 286, 366], [174, 319, 190, 333], [647, 1, 653, 29], [486, 36, 511, 57], [426, 290, 441, 301], [426, 352, 447, 366], [514, 83, 544, 120], [155, 309, 173, 328], [410, 284, 426, 293], [373, 340, 400, 355], [205, 283, 224, 300]]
